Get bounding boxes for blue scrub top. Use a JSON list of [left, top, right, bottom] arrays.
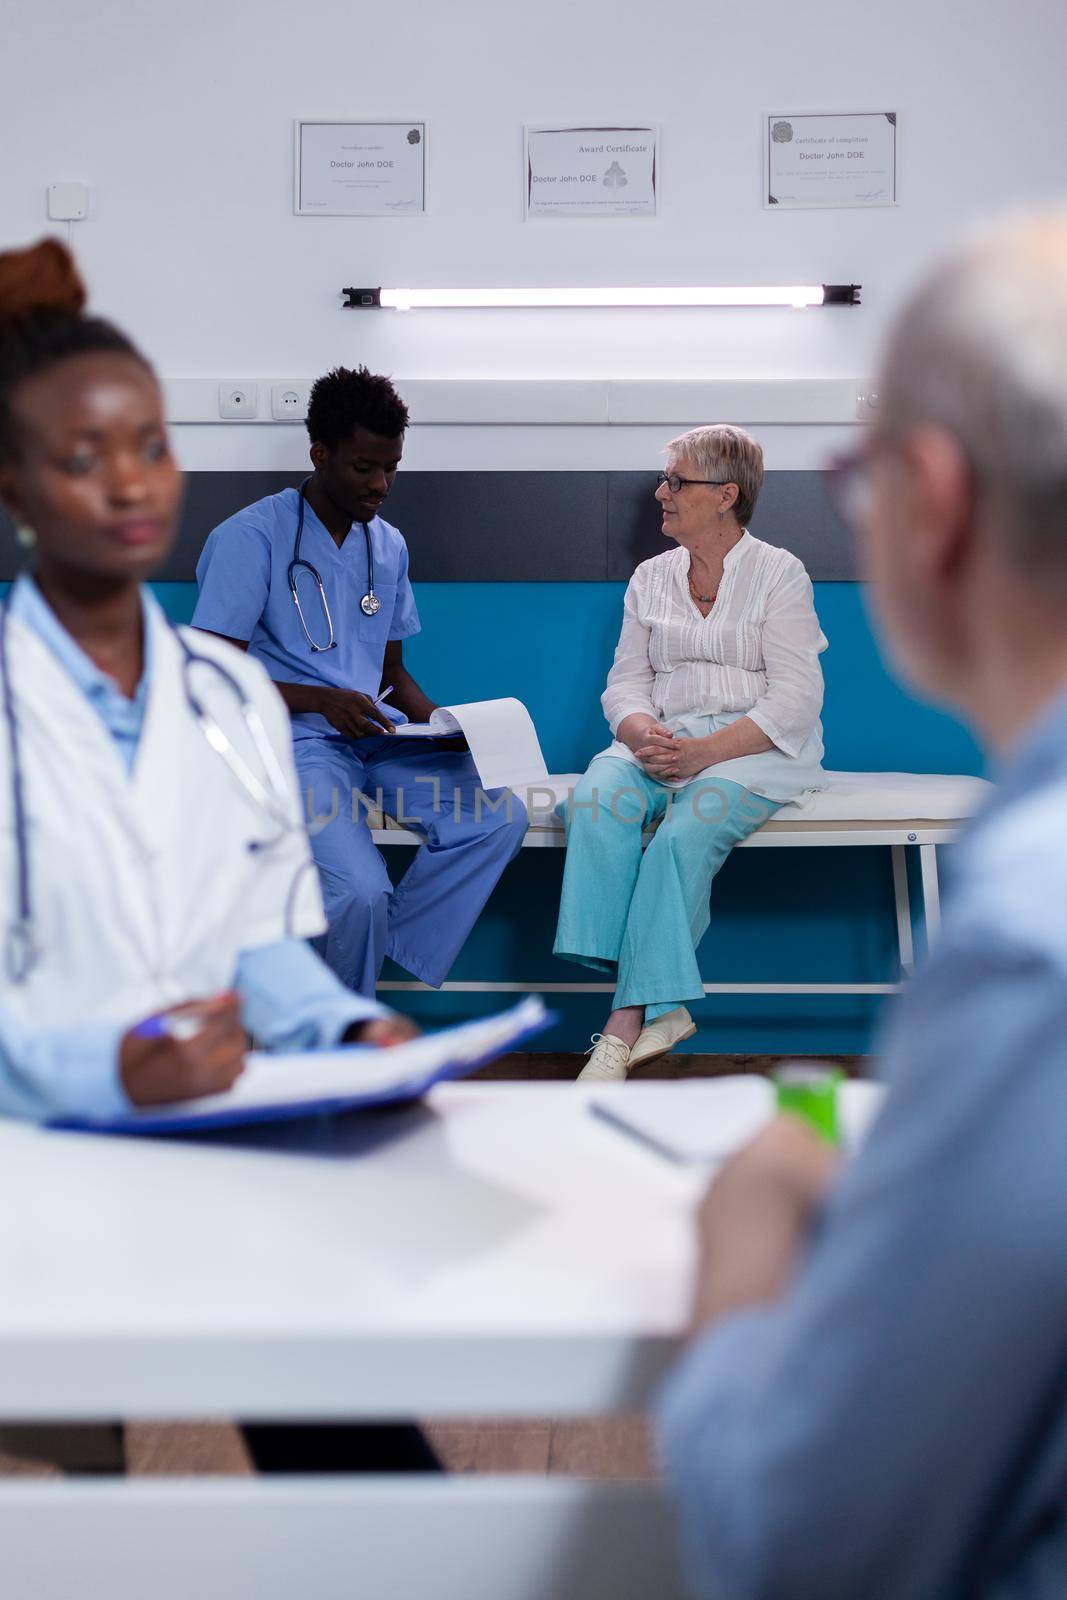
[[192, 488, 421, 741]]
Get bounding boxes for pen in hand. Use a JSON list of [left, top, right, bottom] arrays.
[[369, 683, 396, 733], [134, 1007, 214, 1041], [122, 993, 247, 1106]]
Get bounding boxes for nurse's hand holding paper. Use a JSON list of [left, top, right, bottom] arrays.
[[0, 238, 418, 1126], [314, 684, 396, 740]]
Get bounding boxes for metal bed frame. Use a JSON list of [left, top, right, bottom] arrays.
[[371, 815, 951, 999]]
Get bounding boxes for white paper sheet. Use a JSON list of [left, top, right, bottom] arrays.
[[591, 1077, 885, 1165], [393, 697, 549, 790]]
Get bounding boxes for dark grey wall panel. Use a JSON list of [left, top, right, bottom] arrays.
[[161, 471, 305, 580], [1, 470, 855, 583], [388, 471, 609, 581], [606, 470, 857, 581], [159, 470, 610, 582], [751, 473, 857, 581]]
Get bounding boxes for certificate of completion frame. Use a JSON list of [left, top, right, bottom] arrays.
[[765, 111, 897, 208], [295, 121, 427, 216], [524, 125, 658, 219]]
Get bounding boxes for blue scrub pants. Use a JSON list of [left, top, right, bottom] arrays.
[[297, 735, 528, 995], [553, 757, 780, 1020]]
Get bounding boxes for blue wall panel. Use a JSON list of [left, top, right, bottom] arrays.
[[157, 580, 982, 1055], [402, 582, 985, 777]]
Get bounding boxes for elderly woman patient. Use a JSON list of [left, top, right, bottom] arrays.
[[555, 425, 828, 1082]]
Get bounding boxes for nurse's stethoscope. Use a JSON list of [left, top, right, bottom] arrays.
[[0, 591, 311, 985], [288, 476, 380, 653]]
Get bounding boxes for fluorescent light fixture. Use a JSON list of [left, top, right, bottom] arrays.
[[343, 284, 860, 311]]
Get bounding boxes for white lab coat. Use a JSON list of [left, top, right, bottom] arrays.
[[0, 600, 325, 1033]]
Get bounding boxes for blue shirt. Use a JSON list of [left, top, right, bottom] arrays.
[[191, 488, 421, 741], [0, 577, 385, 1123], [658, 684, 1067, 1600]]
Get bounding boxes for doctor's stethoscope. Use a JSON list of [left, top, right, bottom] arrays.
[[0, 591, 314, 985], [288, 476, 380, 652]]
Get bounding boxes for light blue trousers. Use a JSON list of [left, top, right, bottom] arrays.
[[553, 757, 781, 1020]]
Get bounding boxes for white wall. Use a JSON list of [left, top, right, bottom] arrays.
[[3, 0, 1067, 470]]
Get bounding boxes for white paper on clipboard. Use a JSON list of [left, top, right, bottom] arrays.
[[394, 697, 549, 790], [52, 999, 552, 1134]]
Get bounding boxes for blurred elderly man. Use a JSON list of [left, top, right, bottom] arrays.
[[657, 213, 1067, 1599]]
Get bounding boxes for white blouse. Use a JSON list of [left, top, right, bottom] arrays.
[[598, 532, 828, 801]]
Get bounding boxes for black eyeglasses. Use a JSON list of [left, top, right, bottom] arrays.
[[655, 472, 731, 494], [825, 425, 984, 540]]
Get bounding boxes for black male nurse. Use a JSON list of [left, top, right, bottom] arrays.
[[193, 365, 527, 997]]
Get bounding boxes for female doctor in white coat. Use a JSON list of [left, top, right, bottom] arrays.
[[0, 237, 435, 1474]]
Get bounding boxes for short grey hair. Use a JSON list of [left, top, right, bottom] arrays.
[[665, 424, 764, 525], [881, 211, 1067, 588]]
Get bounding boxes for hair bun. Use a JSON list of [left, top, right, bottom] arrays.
[[0, 238, 86, 330]]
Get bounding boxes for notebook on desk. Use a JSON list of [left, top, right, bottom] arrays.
[[590, 1077, 885, 1165]]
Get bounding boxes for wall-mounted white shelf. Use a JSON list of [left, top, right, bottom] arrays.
[[163, 378, 877, 427]]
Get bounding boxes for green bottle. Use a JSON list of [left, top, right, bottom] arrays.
[[773, 1064, 844, 1145]]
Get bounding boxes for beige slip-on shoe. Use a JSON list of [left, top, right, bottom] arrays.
[[627, 1006, 697, 1072], [576, 1033, 632, 1083]]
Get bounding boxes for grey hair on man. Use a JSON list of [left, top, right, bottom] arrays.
[[881, 212, 1067, 590], [666, 424, 765, 526]]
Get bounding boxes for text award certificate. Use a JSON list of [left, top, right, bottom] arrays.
[[525, 126, 658, 218], [295, 121, 426, 216], [766, 112, 897, 208]]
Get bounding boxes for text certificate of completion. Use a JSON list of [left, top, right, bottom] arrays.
[[295, 121, 426, 216], [766, 112, 897, 208], [525, 126, 658, 218]]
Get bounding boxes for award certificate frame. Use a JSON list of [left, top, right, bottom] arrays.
[[524, 124, 659, 220], [294, 120, 428, 217], [765, 111, 898, 209]]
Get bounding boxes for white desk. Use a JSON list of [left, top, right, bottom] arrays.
[[0, 1083, 711, 1422], [0, 1080, 879, 1600]]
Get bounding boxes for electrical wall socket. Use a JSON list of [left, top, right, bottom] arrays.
[[855, 387, 880, 420], [47, 182, 89, 220], [272, 383, 309, 421], [218, 383, 259, 420]]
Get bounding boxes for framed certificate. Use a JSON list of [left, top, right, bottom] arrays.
[[765, 111, 897, 209], [294, 120, 427, 216], [524, 125, 658, 219]]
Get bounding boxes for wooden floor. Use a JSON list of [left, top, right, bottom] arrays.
[[0, 1418, 656, 1480], [473, 1049, 862, 1083], [1, 1050, 865, 1481]]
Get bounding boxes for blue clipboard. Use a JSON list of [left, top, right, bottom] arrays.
[[49, 1001, 555, 1137]]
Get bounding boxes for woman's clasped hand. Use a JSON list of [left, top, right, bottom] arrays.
[[634, 726, 713, 782]]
